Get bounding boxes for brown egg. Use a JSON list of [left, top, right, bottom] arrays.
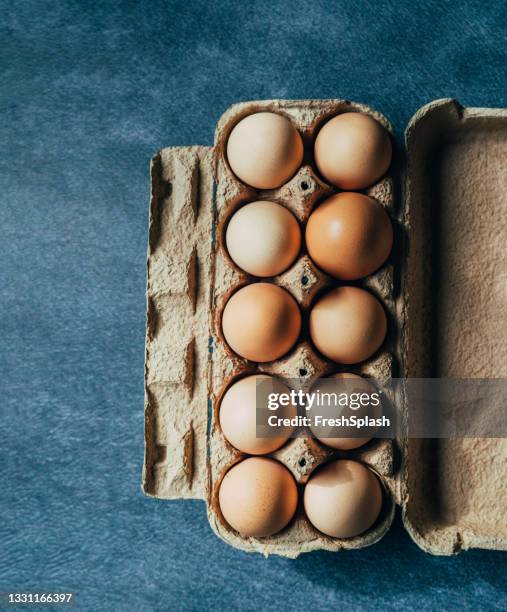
[[222, 283, 301, 362], [219, 457, 298, 537], [314, 112, 392, 190], [304, 459, 382, 538], [219, 375, 297, 454], [226, 201, 301, 277], [226, 112, 304, 189], [305, 192, 393, 280], [309, 286, 387, 364], [309, 374, 381, 450]]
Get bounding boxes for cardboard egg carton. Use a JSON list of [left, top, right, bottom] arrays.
[[143, 98, 507, 557]]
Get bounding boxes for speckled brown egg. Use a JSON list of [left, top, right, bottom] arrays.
[[314, 112, 392, 190], [222, 283, 301, 362], [219, 375, 297, 455], [304, 459, 382, 538], [219, 457, 298, 537], [309, 286, 387, 364], [226, 112, 304, 189], [305, 192, 393, 280]]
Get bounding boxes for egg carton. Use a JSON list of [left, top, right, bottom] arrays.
[[143, 98, 507, 557]]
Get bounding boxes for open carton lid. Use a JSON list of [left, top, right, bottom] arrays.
[[401, 99, 507, 554], [143, 99, 507, 555]]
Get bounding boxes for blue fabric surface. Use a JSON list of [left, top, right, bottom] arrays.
[[1, 1, 506, 610]]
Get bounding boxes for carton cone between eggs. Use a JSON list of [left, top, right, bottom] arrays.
[[143, 99, 507, 556]]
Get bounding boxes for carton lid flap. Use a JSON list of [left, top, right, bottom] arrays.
[[143, 146, 214, 500], [402, 99, 507, 553]]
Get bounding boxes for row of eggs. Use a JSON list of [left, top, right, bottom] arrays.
[[226, 110, 392, 191], [219, 457, 382, 541], [226, 193, 393, 280], [222, 283, 387, 365]]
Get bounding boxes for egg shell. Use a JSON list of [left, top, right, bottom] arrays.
[[221, 283, 302, 363], [309, 286, 387, 364], [304, 459, 382, 538], [219, 375, 297, 455], [309, 373, 382, 450], [219, 457, 298, 537], [226, 112, 304, 189], [314, 112, 392, 190], [305, 192, 393, 280], [226, 201, 301, 277]]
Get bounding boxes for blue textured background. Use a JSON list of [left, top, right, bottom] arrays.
[[1, 1, 506, 610]]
